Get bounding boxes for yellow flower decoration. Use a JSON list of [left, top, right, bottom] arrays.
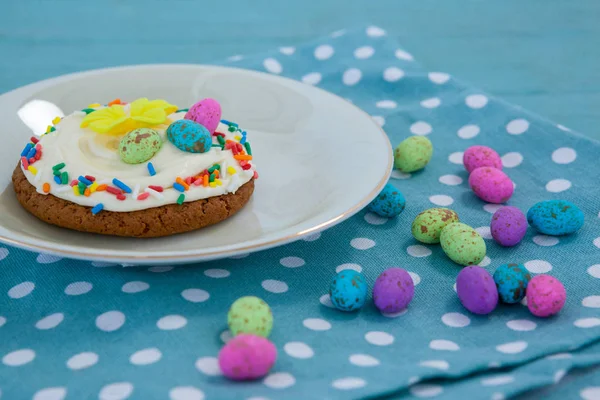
[[80, 98, 178, 135]]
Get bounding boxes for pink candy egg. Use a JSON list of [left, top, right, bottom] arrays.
[[218, 334, 277, 380], [184, 98, 222, 134], [526, 275, 566, 317], [463, 145, 502, 173], [468, 167, 514, 204]]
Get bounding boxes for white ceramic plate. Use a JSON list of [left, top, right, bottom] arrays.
[[0, 65, 392, 264]]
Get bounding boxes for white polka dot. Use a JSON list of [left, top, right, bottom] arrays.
[[506, 119, 529, 135], [501, 152, 523, 168], [484, 204, 503, 214], [478, 256, 492, 267], [395, 49, 414, 61], [263, 58, 282, 74], [280, 257, 305, 268], [319, 294, 334, 308], [448, 152, 464, 165], [33, 387, 67, 400], [410, 121, 432, 135], [383, 67, 404, 82], [457, 124, 480, 139], [98, 382, 133, 400], [481, 375, 515, 386], [246, 397, 269, 400], [428, 72, 450, 84], [429, 340, 460, 351], [148, 266, 173, 273], [533, 235, 559, 247], [442, 313, 470, 328], [227, 55, 243, 62], [524, 260, 552, 273], [195, 356, 221, 376], [67, 352, 98, 370], [303, 232, 321, 242], [220, 330, 233, 344], [552, 147, 577, 164], [64, 281, 92, 296], [284, 342, 314, 359], [369, 116, 385, 128], [391, 170, 412, 179], [92, 261, 117, 268], [35, 313, 64, 330], [157, 315, 187, 330], [376, 100, 397, 109], [332, 377, 367, 390], [407, 245, 432, 258], [0, 248, 9, 261], [554, 369, 567, 383], [8, 281, 35, 299], [408, 377, 420, 385], [439, 175, 463, 186], [409, 272, 421, 286], [582, 296, 600, 308], [349, 354, 380, 367], [465, 94, 488, 109], [330, 29, 346, 38], [594, 238, 600, 249], [475, 227, 492, 239], [364, 212, 387, 225], [261, 279, 289, 293], [354, 46, 374, 59], [546, 352, 572, 360], [546, 179, 572, 193], [366, 26, 386, 37], [496, 341, 528, 354], [301, 72, 321, 85], [580, 387, 600, 400], [336, 263, 362, 273], [521, 297, 528, 306], [365, 331, 394, 346], [279, 46, 295, 55], [264, 372, 296, 389], [36, 253, 62, 264], [303, 318, 331, 331], [421, 97, 441, 109], [0, 316, 6, 327], [343, 68, 362, 86], [410, 384, 443, 398], [588, 265, 600, 279], [314, 45, 334, 60], [506, 320, 537, 331], [429, 195, 454, 206], [351, 238, 375, 250], [453, 283, 457, 292], [130, 348, 162, 365], [181, 288, 210, 303], [169, 386, 204, 400], [381, 309, 408, 318], [491, 393, 505, 400], [121, 281, 149, 293], [2, 349, 35, 366], [420, 360, 449, 370]]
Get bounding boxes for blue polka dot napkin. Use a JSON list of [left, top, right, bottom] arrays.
[[1, 26, 600, 400]]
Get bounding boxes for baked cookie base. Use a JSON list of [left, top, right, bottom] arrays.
[[12, 166, 254, 238]]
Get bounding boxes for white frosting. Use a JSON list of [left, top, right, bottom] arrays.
[[21, 110, 255, 212]]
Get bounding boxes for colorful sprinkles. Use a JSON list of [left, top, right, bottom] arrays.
[[91, 203, 104, 215], [112, 178, 132, 193], [147, 162, 156, 176]]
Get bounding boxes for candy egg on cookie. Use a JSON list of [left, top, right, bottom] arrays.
[[184, 98, 222, 134], [166, 119, 212, 153]]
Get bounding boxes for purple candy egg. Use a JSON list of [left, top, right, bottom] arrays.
[[491, 206, 527, 246], [184, 98, 222, 134], [456, 266, 498, 315], [373, 268, 415, 313]]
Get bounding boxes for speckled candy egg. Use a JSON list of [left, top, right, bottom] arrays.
[[227, 296, 273, 337], [468, 166, 514, 204], [456, 266, 498, 314], [490, 206, 527, 246], [493, 263, 531, 303], [440, 222, 486, 266], [218, 334, 277, 380], [118, 128, 162, 164], [373, 268, 414, 313], [394, 136, 433, 172], [367, 184, 406, 218], [184, 98, 222, 134], [329, 270, 368, 312], [463, 145, 502, 173], [526, 275, 567, 317], [527, 200, 585, 236], [411, 208, 460, 244], [166, 119, 212, 153]]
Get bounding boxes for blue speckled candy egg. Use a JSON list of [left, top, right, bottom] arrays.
[[493, 263, 531, 304], [367, 183, 406, 218], [329, 270, 368, 312], [527, 200, 584, 235], [166, 119, 212, 153]]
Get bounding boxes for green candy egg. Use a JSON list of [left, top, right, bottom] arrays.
[[440, 222, 486, 266], [412, 208, 460, 244], [394, 136, 433, 172], [227, 296, 273, 337], [118, 128, 162, 164]]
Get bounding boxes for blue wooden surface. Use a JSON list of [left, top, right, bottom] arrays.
[[1, 0, 599, 139]]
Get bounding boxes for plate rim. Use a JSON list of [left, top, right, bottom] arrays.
[[0, 63, 393, 263]]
